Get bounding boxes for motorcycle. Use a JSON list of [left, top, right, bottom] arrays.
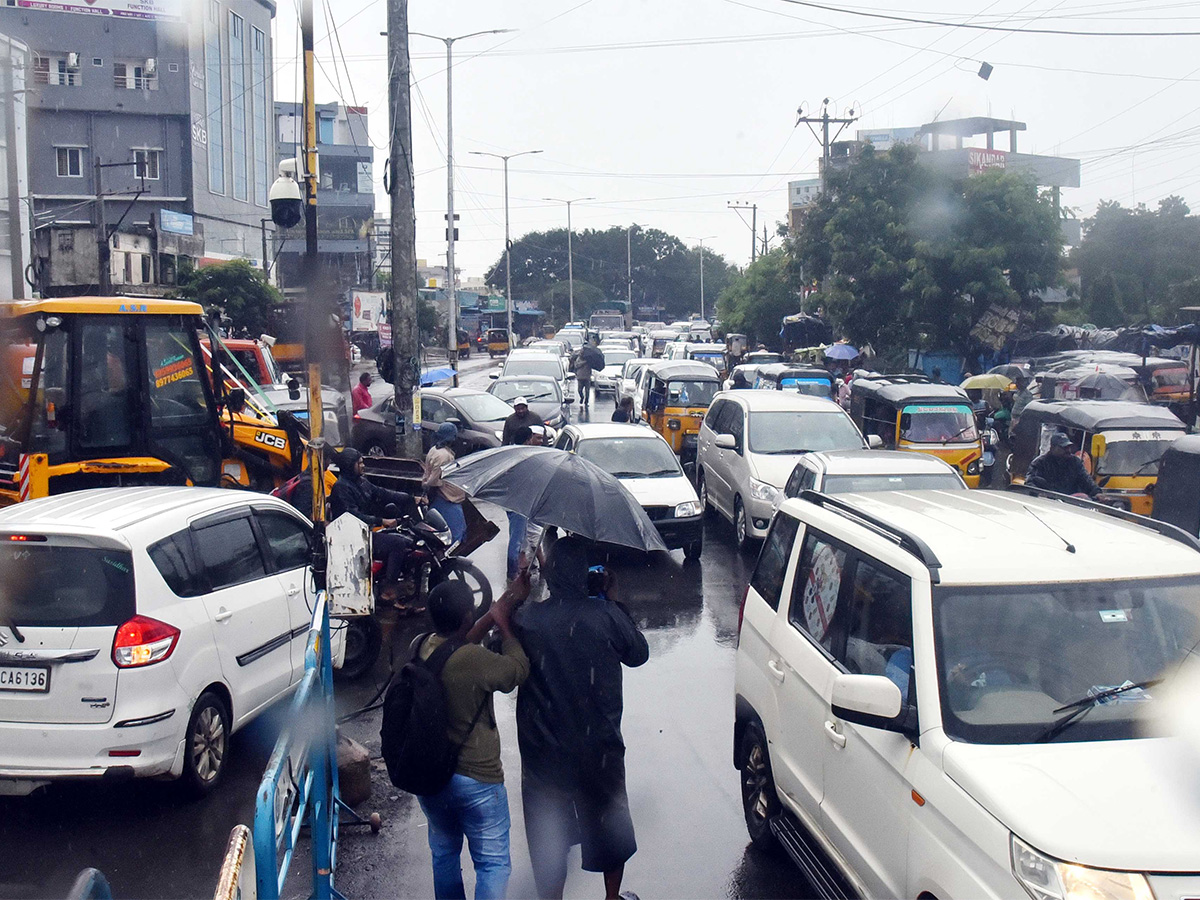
[[337, 503, 493, 680], [980, 416, 1002, 488]]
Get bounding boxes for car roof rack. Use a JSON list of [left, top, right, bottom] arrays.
[[800, 490, 943, 583], [1007, 484, 1200, 554]]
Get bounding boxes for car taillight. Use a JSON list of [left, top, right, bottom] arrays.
[[737, 584, 749, 642], [353, 412, 361, 421], [112, 616, 180, 668]]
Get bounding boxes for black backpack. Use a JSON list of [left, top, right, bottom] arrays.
[[380, 636, 488, 796]]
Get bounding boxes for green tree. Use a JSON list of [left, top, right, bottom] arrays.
[[487, 225, 735, 323], [1071, 197, 1200, 325], [173, 259, 283, 337], [716, 249, 799, 346], [795, 143, 1063, 357]]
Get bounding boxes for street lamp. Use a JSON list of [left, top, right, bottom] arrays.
[[542, 196, 594, 324], [690, 236, 716, 320], [468, 148, 542, 343], [411, 28, 513, 383], [626, 223, 638, 312]]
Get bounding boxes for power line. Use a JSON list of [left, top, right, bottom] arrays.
[[770, 0, 1200, 35]]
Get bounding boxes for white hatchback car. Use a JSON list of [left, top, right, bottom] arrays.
[[0, 487, 335, 797], [554, 423, 704, 559], [736, 489, 1200, 899], [771, 449, 967, 516]]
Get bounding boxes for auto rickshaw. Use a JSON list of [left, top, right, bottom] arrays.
[[639, 360, 721, 461], [1151, 435, 1200, 535], [649, 329, 677, 358], [1009, 399, 1185, 515], [486, 328, 510, 358], [457, 328, 472, 359], [753, 363, 835, 400], [849, 375, 984, 488]]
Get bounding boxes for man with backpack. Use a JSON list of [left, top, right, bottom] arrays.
[[383, 577, 531, 899]]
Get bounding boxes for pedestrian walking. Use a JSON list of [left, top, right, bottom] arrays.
[[504, 425, 545, 582], [574, 340, 605, 410], [415, 577, 531, 900], [352, 371, 374, 414], [502, 398, 544, 446], [424, 422, 468, 545], [514, 536, 649, 900]]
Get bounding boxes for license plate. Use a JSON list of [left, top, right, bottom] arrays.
[[0, 666, 50, 693]]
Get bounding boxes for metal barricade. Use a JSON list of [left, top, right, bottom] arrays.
[[213, 825, 255, 900], [252, 591, 349, 900]]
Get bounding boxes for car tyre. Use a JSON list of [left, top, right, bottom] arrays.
[[734, 496, 749, 549], [684, 538, 703, 560], [361, 439, 388, 458], [698, 471, 714, 518], [337, 617, 383, 681], [181, 691, 230, 798], [740, 720, 781, 853]]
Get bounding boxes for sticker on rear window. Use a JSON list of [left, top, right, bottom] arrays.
[[1099, 609, 1128, 623]]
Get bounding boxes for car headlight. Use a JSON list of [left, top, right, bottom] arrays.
[[967, 460, 982, 475], [1011, 836, 1154, 900], [674, 500, 700, 518], [749, 479, 780, 503]]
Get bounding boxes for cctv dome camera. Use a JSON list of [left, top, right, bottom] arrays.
[[269, 161, 303, 228]]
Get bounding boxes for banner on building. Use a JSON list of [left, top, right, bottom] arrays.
[[351, 291, 386, 332], [970, 304, 1022, 351], [968, 148, 1008, 175], [14, 0, 185, 19]]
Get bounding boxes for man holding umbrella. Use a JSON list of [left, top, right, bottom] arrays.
[[573, 338, 606, 411]]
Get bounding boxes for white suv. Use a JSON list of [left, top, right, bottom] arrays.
[[697, 391, 868, 548], [0, 487, 332, 797], [735, 488, 1200, 899]]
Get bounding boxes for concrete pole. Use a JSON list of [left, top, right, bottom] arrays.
[[444, 38, 458, 385]]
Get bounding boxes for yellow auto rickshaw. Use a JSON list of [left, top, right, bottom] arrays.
[[457, 328, 472, 359], [850, 375, 985, 488], [486, 328, 510, 358], [639, 360, 721, 460], [1009, 399, 1186, 515]]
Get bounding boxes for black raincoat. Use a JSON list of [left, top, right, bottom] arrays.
[[515, 538, 649, 786]]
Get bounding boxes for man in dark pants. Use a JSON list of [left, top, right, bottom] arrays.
[[514, 537, 649, 900], [1025, 431, 1100, 498]]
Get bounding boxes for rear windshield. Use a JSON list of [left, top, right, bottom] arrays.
[[0, 542, 135, 627]]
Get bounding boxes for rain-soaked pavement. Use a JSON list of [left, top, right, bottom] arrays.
[[0, 360, 818, 900]]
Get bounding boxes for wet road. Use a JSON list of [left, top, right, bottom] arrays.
[[0, 358, 818, 900]]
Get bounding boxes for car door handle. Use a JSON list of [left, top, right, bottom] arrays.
[[214, 608, 233, 623], [766, 659, 786, 683], [286, 586, 300, 597], [824, 720, 847, 749]]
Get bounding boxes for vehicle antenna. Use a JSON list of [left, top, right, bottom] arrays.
[[1022, 504, 1076, 553]]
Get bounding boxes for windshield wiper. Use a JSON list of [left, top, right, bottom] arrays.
[[2, 615, 25, 643], [1036, 678, 1160, 743]]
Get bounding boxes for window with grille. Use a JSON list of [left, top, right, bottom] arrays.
[[134, 149, 161, 180], [56, 147, 82, 177]]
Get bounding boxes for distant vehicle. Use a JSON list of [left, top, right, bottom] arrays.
[[753, 363, 836, 400], [554, 329, 585, 352], [527, 339, 569, 358], [772, 449, 966, 515], [350, 388, 511, 457], [696, 390, 868, 547], [618, 357, 655, 408], [589, 308, 627, 332], [496, 349, 576, 402], [554, 423, 703, 559], [0, 487, 344, 797], [593, 348, 639, 395], [648, 329, 678, 357]]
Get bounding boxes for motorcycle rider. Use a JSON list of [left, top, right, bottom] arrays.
[[1024, 431, 1100, 499], [330, 447, 421, 605]]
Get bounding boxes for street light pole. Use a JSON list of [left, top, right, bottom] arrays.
[[543, 196, 594, 323], [626, 223, 635, 311], [469, 149, 542, 344], [411, 29, 512, 385], [690, 235, 716, 320]]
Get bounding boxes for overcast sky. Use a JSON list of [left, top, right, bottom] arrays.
[[274, 0, 1200, 281]]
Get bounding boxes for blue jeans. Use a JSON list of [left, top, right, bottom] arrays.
[[418, 774, 512, 899], [506, 511, 527, 580], [432, 495, 467, 545]]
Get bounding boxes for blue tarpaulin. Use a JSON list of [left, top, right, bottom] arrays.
[[420, 367, 456, 386]]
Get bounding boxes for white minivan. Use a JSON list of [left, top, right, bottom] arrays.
[[735, 488, 1200, 899], [696, 391, 870, 548], [0, 487, 337, 797]]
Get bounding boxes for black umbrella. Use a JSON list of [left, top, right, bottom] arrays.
[[443, 446, 668, 552], [579, 345, 606, 371]]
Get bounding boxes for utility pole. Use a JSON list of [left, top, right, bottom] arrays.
[[796, 98, 859, 190], [727, 201, 758, 263], [469, 149, 541, 344], [626, 223, 635, 311], [411, 30, 511, 386], [94, 157, 110, 293], [260, 218, 272, 279], [690, 235, 715, 320], [542, 196, 593, 323], [388, 0, 422, 458]]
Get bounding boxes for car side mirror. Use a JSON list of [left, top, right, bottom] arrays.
[[831, 673, 915, 738], [287, 378, 302, 401], [715, 433, 737, 450], [226, 388, 246, 414], [564, 397, 575, 405], [867, 434, 883, 449], [446, 417, 462, 427], [489, 372, 499, 380]]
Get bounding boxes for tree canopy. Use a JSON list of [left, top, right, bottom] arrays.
[[486, 225, 735, 326], [174, 259, 283, 337], [1070, 196, 1200, 326], [716, 249, 800, 346], [793, 142, 1064, 357]]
